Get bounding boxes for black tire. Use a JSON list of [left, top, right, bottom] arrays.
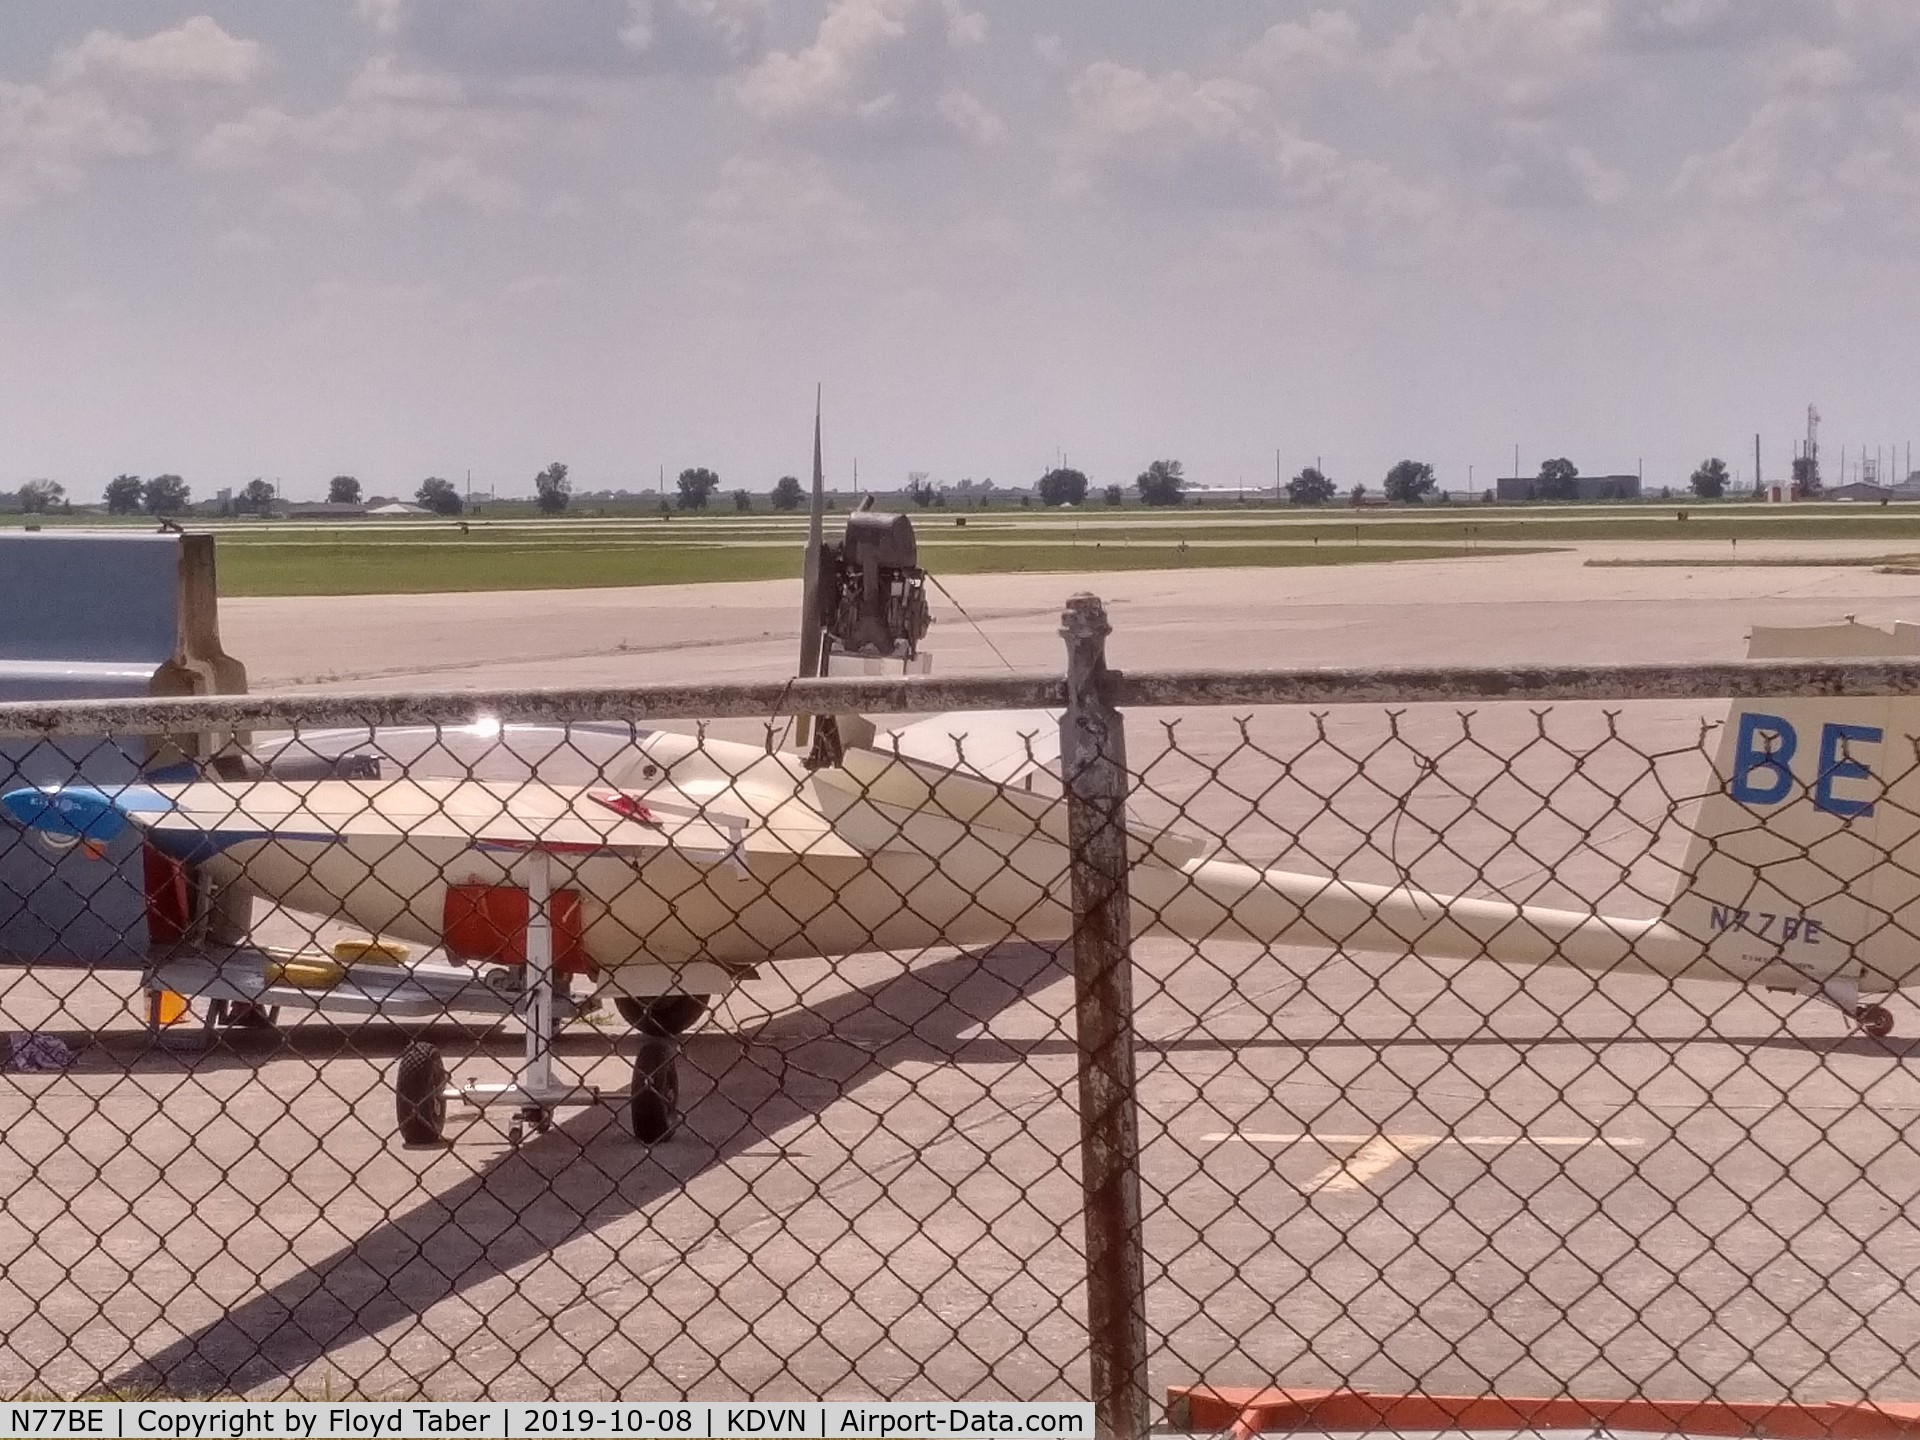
[[225, 1001, 277, 1031], [630, 1036, 679, 1144], [395, 1041, 448, 1145], [613, 994, 708, 1036], [1858, 1004, 1895, 1039]]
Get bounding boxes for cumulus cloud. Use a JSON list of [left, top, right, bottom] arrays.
[[358, 0, 765, 78], [0, 86, 156, 206], [347, 55, 467, 107], [1063, 65, 1306, 204], [1666, 2, 1920, 242], [687, 151, 895, 262], [734, 0, 1002, 147], [620, 0, 766, 69], [52, 15, 268, 88], [1675, 93, 1920, 234], [1608, 0, 1826, 51], [1381, 0, 1611, 112], [1757, 1, 1920, 93], [1484, 122, 1630, 207], [396, 153, 524, 211], [1060, 59, 1433, 229], [1240, 10, 1364, 82], [0, 16, 265, 208], [190, 52, 547, 217], [1054, 0, 1889, 241], [1380, 0, 1830, 104]]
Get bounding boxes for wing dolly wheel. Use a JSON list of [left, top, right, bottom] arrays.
[[1855, 1004, 1894, 1039], [395, 1041, 449, 1145], [631, 1035, 679, 1144], [613, 994, 708, 1036]]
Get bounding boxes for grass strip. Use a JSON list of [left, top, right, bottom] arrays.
[[216, 542, 1549, 597]]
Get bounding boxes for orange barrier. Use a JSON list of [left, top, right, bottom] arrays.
[[1167, 1387, 1920, 1440]]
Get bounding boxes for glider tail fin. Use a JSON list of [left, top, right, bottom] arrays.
[[1664, 621, 1920, 996]]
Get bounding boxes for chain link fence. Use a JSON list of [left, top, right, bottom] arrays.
[[1, 597, 1917, 1433]]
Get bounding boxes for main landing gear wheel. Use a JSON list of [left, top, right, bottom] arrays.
[[1855, 1004, 1895, 1039], [614, 994, 708, 1036], [630, 1035, 679, 1144], [395, 1041, 448, 1145]]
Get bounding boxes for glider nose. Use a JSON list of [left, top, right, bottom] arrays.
[[2, 785, 133, 842]]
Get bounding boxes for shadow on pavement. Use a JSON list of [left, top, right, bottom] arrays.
[[108, 942, 1067, 1395]]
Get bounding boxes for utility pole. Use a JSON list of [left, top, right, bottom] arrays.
[[1755, 434, 1762, 495], [1513, 443, 1520, 480]]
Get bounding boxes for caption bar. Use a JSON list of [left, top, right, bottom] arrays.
[[5, 1404, 1095, 1440]]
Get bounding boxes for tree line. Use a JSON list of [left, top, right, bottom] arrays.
[[1283, 461, 1438, 505], [19, 450, 1816, 520], [552, 459, 1195, 511], [1277, 455, 1814, 505]]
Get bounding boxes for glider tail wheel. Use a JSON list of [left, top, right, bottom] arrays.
[[1856, 1003, 1895, 1039], [613, 993, 708, 1036], [631, 1035, 679, 1144], [395, 1041, 449, 1145]]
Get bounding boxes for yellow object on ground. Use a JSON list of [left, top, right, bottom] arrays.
[[266, 957, 346, 989], [149, 989, 190, 1026], [332, 937, 409, 966]]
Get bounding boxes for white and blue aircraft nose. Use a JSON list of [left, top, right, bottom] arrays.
[[1, 785, 174, 842]]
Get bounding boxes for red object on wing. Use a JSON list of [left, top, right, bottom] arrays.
[[442, 883, 592, 975], [588, 789, 661, 826], [142, 844, 193, 946]]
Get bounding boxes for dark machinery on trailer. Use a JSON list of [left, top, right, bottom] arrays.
[[803, 508, 933, 768]]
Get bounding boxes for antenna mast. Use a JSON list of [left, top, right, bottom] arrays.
[[796, 387, 827, 746]]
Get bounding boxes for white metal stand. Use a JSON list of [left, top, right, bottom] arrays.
[[450, 849, 627, 1143]]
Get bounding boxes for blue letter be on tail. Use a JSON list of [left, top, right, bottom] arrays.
[[1730, 713, 1796, 805], [1729, 712, 1883, 818], [1815, 722, 1882, 818]]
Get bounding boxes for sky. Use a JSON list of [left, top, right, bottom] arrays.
[[3, 0, 1919, 503]]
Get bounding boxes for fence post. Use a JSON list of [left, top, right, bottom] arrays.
[[1060, 592, 1150, 1440]]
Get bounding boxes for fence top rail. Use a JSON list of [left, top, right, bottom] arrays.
[[4, 658, 1920, 736]]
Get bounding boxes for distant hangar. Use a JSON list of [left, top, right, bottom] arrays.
[[1496, 473, 1641, 502]]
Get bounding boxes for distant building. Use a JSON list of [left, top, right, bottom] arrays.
[[1496, 473, 1641, 502], [1826, 480, 1920, 502], [367, 501, 429, 516], [283, 501, 367, 517]]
